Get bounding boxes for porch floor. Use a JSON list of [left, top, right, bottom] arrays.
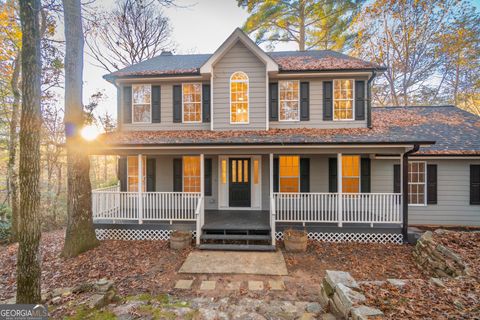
[[203, 210, 270, 231]]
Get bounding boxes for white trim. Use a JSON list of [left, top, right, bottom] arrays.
[[229, 71, 250, 125], [278, 80, 300, 122], [274, 72, 374, 78], [379, 156, 480, 160], [131, 84, 152, 124], [333, 79, 355, 121], [265, 69, 269, 130], [116, 76, 205, 85], [182, 82, 202, 124], [200, 28, 278, 74], [210, 72, 214, 131], [218, 155, 262, 210]]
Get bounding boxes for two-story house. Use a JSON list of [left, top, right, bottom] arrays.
[[91, 28, 480, 250]]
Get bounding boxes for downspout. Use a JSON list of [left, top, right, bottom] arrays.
[[366, 71, 377, 128], [402, 144, 420, 242]]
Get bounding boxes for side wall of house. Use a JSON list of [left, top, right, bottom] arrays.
[[212, 40, 267, 130], [371, 158, 480, 226]]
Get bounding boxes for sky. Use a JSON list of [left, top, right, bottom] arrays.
[[83, 0, 290, 119], [82, 0, 480, 120]]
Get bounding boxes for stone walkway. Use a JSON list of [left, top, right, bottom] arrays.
[[174, 279, 287, 292]]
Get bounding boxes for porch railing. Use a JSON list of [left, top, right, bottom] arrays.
[[92, 191, 201, 222], [273, 192, 402, 225]]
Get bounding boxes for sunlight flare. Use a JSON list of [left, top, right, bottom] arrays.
[[80, 125, 101, 141]]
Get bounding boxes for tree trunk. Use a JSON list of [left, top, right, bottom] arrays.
[[298, 0, 306, 51], [16, 0, 42, 304], [8, 53, 21, 243], [61, 0, 99, 257]]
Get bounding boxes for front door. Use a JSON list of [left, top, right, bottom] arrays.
[[229, 158, 251, 207]]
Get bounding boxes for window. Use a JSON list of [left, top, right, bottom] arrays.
[[221, 159, 227, 184], [342, 155, 360, 193], [279, 80, 300, 121], [409, 161, 426, 205], [132, 85, 151, 123], [279, 156, 300, 193], [333, 79, 354, 120], [183, 156, 200, 192], [127, 156, 146, 192], [230, 72, 249, 123], [253, 159, 259, 185], [182, 83, 202, 123]]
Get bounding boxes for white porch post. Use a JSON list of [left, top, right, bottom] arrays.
[[138, 154, 143, 224], [337, 153, 343, 227], [269, 153, 275, 246], [197, 154, 205, 246]]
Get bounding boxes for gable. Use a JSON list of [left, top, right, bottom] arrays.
[[200, 28, 278, 74]]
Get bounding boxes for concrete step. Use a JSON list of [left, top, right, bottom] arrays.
[[198, 244, 276, 251], [201, 234, 271, 241]]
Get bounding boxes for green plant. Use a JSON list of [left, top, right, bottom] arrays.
[[0, 220, 11, 244]]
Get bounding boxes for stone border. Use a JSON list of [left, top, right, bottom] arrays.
[[319, 270, 384, 319], [412, 230, 470, 278]]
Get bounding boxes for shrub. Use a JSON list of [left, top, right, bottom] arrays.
[[0, 220, 11, 244]]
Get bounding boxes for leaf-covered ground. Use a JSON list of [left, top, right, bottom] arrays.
[[0, 230, 427, 304], [362, 231, 480, 319]]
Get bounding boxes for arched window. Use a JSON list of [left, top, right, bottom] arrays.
[[230, 71, 249, 123]]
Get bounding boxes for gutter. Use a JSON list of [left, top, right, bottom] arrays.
[[402, 144, 420, 242], [367, 71, 377, 128]]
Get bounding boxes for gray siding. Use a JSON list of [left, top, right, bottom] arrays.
[[212, 41, 267, 130], [372, 159, 480, 226], [121, 82, 210, 131], [269, 76, 368, 129]]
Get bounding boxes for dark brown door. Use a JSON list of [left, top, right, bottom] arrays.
[[229, 158, 251, 207]]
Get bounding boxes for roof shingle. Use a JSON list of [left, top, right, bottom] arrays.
[[96, 106, 480, 156]]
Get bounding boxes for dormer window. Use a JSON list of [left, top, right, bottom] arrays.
[[230, 71, 249, 124], [279, 80, 300, 121], [333, 79, 354, 121], [182, 83, 202, 123], [132, 85, 151, 123]]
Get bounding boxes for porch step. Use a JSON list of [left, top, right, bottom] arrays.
[[198, 244, 276, 251], [201, 234, 271, 241]]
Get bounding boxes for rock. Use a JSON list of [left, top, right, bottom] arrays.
[[87, 293, 108, 309], [112, 301, 146, 317], [357, 280, 386, 286], [324, 270, 359, 297], [351, 305, 384, 320], [299, 312, 316, 320], [430, 277, 446, 288], [386, 279, 408, 288], [198, 308, 229, 320], [52, 287, 73, 298], [51, 296, 62, 305], [319, 284, 330, 306], [322, 313, 337, 320], [332, 283, 366, 318], [95, 279, 114, 292], [420, 231, 434, 243], [305, 302, 322, 314], [41, 292, 52, 303], [73, 282, 93, 294]]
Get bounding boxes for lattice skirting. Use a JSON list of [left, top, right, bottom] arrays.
[[275, 231, 403, 244], [95, 228, 196, 241]]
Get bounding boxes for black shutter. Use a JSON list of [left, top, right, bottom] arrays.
[[470, 165, 480, 205], [426, 164, 437, 204], [329, 158, 338, 192], [361, 158, 371, 193], [393, 164, 401, 193], [273, 158, 279, 192], [146, 158, 156, 191], [300, 158, 310, 192], [173, 158, 182, 192], [204, 158, 212, 196], [355, 80, 365, 120], [118, 157, 127, 191], [269, 83, 279, 121], [123, 86, 132, 124], [152, 85, 161, 123], [202, 84, 210, 123], [323, 81, 333, 120], [173, 85, 182, 123], [300, 82, 310, 121]]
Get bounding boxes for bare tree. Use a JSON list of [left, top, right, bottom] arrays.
[[16, 0, 42, 303], [62, 0, 98, 258], [85, 0, 173, 72]]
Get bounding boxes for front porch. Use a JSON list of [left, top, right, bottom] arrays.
[[90, 146, 414, 248]]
